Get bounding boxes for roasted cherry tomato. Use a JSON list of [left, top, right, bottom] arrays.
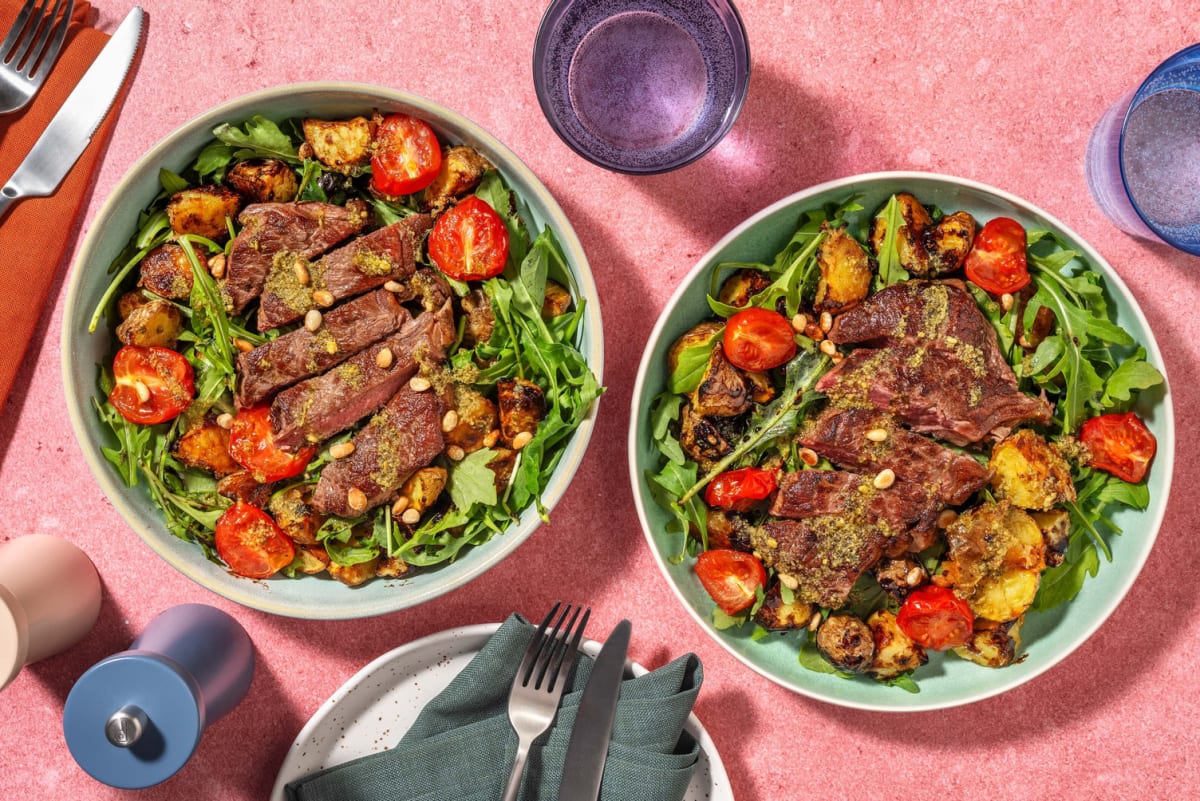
[[704, 467, 779, 512], [428, 195, 510, 281], [964, 217, 1030, 295], [108, 345, 195, 425], [228, 406, 316, 483], [1080, 411, 1157, 483], [896, 585, 974, 651], [215, 501, 296, 579], [695, 549, 767, 616], [370, 113, 443, 197], [723, 307, 797, 372]]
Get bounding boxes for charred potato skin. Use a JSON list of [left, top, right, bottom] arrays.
[[1031, 508, 1071, 568], [375, 556, 410, 578], [115, 298, 184, 349], [444, 384, 498, 453], [400, 467, 448, 514], [871, 193, 933, 276], [302, 116, 374, 174], [498, 378, 546, 443], [989, 429, 1077, 511], [925, 211, 976, 275], [542, 279, 572, 319], [667, 321, 723, 377], [166, 186, 241, 241], [867, 609, 928, 680], [815, 613, 876, 674], [268, 486, 322, 546], [117, 290, 149, 320], [460, 289, 495, 347], [691, 344, 751, 418], [943, 501, 1046, 624], [754, 584, 815, 631], [423, 146, 494, 214], [717, 268, 772, 309], [139, 243, 195, 300], [952, 618, 1024, 668], [293, 545, 331, 575], [328, 557, 380, 587], [678, 403, 732, 467], [172, 419, 240, 477], [225, 159, 300, 203], [814, 226, 873, 313], [216, 470, 273, 508]]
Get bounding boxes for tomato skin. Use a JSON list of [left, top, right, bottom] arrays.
[[964, 217, 1029, 295], [695, 549, 767, 615], [108, 345, 195, 425], [228, 406, 316, 483], [896, 585, 974, 650], [704, 467, 778, 512], [215, 501, 295, 579], [723, 307, 797, 372], [1080, 412, 1157, 483], [370, 114, 443, 197], [428, 195, 510, 281]]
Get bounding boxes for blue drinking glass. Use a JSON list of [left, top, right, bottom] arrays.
[[533, 0, 751, 174]]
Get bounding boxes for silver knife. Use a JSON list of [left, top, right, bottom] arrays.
[[559, 619, 632, 801], [0, 7, 144, 223]]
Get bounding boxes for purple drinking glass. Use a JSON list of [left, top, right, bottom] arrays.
[[533, 0, 751, 174]]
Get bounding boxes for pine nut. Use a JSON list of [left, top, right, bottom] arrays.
[[330, 441, 355, 459], [216, 413, 234, 430], [401, 508, 421, 525], [483, 429, 500, 448], [383, 280, 404, 293], [441, 410, 459, 433], [304, 309, 322, 332], [312, 289, 335, 307], [207, 253, 226, 279], [819, 311, 833, 332], [293, 260, 310, 286], [375, 347, 394, 369], [409, 376, 431, 392], [798, 447, 819, 467], [778, 572, 799, 590], [865, 428, 888, 442], [905, 566, 924, 586], [807, 612, 822, 632], [446, 445, 466, 461], [819, 339, 837, 357], [873, 468, 896, 489], [791, 313, 808, 333], [233, 338, 254, 353], [132, 380, 151, 404], [347, 488, 367, 512], [805, 323, 824, 340], [512, 431, 533, 450], [1000, 292, 1014, 312], [830, 353, 843, 364], [391, 496, 410, 516], [936, 509, 959, 528]]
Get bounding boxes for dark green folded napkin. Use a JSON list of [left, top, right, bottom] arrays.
[[286, 614, 704, 801]]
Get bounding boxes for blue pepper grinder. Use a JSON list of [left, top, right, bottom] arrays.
[[62, 603, 255, 789]]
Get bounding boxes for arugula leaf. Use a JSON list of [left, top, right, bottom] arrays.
[[872, 195, 909, 287], [448, 448, 500, 511], [668, 327, 720, 394], [211, 116, 300, 164]]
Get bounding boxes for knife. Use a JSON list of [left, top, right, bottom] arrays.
[[558, 619, 632, 801], [0, 7, 144, 223]]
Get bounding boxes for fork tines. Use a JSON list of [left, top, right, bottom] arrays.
[[517, 601, 590, 692], [1, 0, 72, 78]]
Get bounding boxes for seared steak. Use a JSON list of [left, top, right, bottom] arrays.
[[256, 214, 433, 331], [311, 385, 444, 517], [270, 301, 455, 451], [828, 279, 991, 350], [234, 290, 411, 409], [752, 516, 889, 608], [770, 469, 937, 537], [221, 200, 369, 314]]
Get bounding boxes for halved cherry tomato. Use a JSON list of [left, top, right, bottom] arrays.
[[370, 113, 443, 197], [228, 406, 316, 483], [695, 549, 767, 615], [964, 217, 1029, 295], [428, 195, 510, 281], [1080, 411, 1157, 483], [704, 467, 778, 512], [108, 345, 195, 425], [723, 307, 796, 372], [215, 501, 295, 579], [896, 585, 974, 651]]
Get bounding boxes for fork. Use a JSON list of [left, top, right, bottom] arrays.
[[502, 601, 590, 801], [0, 0, 74, 115]]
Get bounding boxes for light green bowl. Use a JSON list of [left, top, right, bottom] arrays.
[[629, 172, 1172, 711], [62, 83, 603, 620]]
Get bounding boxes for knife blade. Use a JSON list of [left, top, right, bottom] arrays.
[[558, 619, 632, 801], [0, 7, 144, 223]]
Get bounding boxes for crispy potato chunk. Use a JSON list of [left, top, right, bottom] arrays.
[[874, 556, 926, 602], [867, 609, 928, 679], [375, 556, 410, 578], [444, 384, 498, 453], [1030, 508, 1071, 567], [667, 321, 723, 377], [423, 146, 493, 213], [166, 186, 241, 240], [498, 378, 545, 443], [268, 486, 322, 546], [943, 501, 1046, 623], [117, 290, 148, 320], [226, 159, 299, 203], [542, 280, 572, 319], [952, 618, 1024, 668], [294, 545, 330, 575], [990, 429, 1076, 511], [302, 116, 374, 174], [754, 585, 814, 631], [691, 344, 751, 418], [870, 194, 976, 278], [816, 613, 875, 673], [140, 243, 195, 300], [678, 403, 731, 467], [328, 557, 379, 586], [115, 298, 183, 349], [743, 370, 775, 404], [216, 470, 272, 507], [173, 419, 239, 477], [400, 467, 448, 514], [926, 211, 976, 275], [814, 226, 873, 313], [487, 447, 517, 492], [717, 268, 772, 309], [460, 289, 495, 347]]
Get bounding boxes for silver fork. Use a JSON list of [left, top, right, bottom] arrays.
[[0, 0, 74, 115], [502, 601, 590, 801]]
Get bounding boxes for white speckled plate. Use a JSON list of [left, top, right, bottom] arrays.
[[270, 623, 731, 800]]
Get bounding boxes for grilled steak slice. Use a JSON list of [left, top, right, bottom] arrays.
[[770, 469, 936, 535], [270, 301, 455, 451], [256, 214, 433, 331], [312, 385, 444, 517], [799, 408, 990, 506], [828, 280, 990, 349], [235, 290, 411, 409], [752, 517, 889, 609], [221, 200, 369, 314]]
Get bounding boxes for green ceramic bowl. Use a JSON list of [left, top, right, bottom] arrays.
[[62, 83, 603, 620], [629, 172, 1172, 711]]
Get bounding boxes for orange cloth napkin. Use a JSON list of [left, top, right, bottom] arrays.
[[0, 0, 124, 409]]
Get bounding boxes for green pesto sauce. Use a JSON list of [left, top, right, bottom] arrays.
[[353, 248, 395, 277], [264, 251, 314, 315]]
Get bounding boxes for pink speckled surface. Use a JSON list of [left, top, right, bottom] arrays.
[[1, 2, 1198, 798]]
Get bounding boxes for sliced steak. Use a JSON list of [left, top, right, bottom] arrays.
[[234, 290, 411, 409], [312, 385, 444, 517], [828, 280, 989, 349], [256, 214, 433, 331], [752, 517, 888, 609], [269, 301, 455, 451], [770, 469, 937, 536], [221, 200, 369, 314], [799, 408, 990, 506]]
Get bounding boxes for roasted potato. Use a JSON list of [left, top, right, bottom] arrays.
[[989, 429, 1076, 511], [444, 383, 498, 453], [678, 403, 732, 467], [691, 344, 751, 418], [667, 321, 723, 377], [328, 557, 380, 587], [754, 585, 814, 631], [216, 470, 273, 507], [870, 192, 933, 276], [867, 609, 927, 679], [1030, 508, 1071, 568], [874, 556, 926, 601], [268, 486, 322, 546], [717, 268, 772, 308], [139, 243, 195, 300], [423, 146, 493, 213], [460, 288, 495, 347], [400, 467, 448, 514], [816, 613, 875, 673], [293, 546, 331, 575], [115, 297, 183, 349], [498, 378, 545, 443], [814, 226, 873, 313], [225, 158, 299, 203], [925, 211, 976, 275], [166, 186, 241, 240], [172, 419, 239, 477], [375, 555, 410, 578], [952, 618, 1024, 668], [487, 447, 517, 492], [302, 116, 374, 174], [542, 279, 572, 319], [942, 501, 1046, 623], [117, 290, 149, 320]]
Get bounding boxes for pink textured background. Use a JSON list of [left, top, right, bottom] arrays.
[[2, 1, 1198, 798]]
